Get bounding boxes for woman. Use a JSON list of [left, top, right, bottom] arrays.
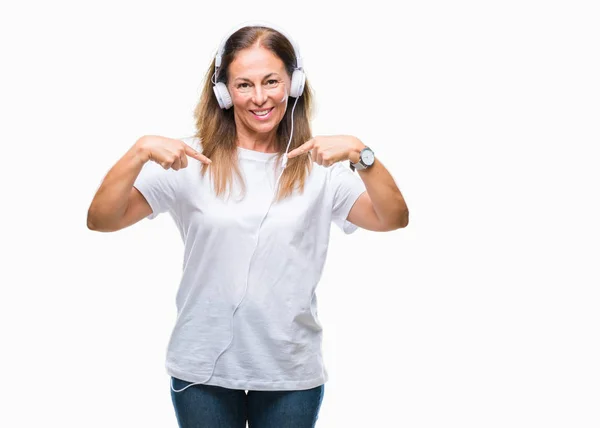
[[87, 21, 408, 428]]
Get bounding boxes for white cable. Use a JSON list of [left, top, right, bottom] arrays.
[[171, 95, 301, 394]]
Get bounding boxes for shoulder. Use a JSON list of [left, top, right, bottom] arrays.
[[306, 159, 349, 179], [327, 160, 355, 182], [301, 160, 356, 187], [298, 161, 357, 199]]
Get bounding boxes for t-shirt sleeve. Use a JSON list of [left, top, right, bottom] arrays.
[[133, 159, 181, 220], [330, 161, 367, 234]]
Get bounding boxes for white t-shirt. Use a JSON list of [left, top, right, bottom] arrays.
[[133, 136, 366, 391]]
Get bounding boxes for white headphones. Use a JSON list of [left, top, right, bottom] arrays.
[[212, 21, 306, 110]]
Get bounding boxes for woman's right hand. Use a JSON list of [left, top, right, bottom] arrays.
[[136, 135, 212, 170]]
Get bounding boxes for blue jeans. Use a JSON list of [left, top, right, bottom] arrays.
[[170, 376, 325, 427]]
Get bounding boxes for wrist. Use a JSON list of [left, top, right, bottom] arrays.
[[133, 136, 151, 164]]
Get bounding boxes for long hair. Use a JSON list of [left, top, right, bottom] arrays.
[[192, 26, 314, 202]]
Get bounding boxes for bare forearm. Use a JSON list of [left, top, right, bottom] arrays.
[[351, 140, 409, 228], [87, 137, 149, 229]]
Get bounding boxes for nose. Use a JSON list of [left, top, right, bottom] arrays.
[[251, 85, 268, 106]]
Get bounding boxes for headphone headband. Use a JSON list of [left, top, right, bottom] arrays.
[[214, 20, 303, 70]]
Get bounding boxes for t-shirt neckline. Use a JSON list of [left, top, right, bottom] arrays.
[[237, 146, 280, 162]]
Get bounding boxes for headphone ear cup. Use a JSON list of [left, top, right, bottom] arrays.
[[289, 69, 305, 98], [213, 82, 233, 109]]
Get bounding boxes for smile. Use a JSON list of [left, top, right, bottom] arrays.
[[250, 107, 274, 120]]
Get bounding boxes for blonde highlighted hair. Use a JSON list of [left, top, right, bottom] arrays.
[[191, 25, 314, 202]]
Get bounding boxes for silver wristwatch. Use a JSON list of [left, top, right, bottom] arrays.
[[350, 146, 375, 171]]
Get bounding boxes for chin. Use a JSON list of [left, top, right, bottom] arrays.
[[251, 125, 278, 135], [248, 116, 283, 131]]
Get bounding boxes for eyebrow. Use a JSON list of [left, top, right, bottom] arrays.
[[234, 73, 280, 82]]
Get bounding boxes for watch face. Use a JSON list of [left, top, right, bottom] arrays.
[[362, 148, 375, 165]]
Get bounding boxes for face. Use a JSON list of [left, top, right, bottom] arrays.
[[227, 45, 290, 139]]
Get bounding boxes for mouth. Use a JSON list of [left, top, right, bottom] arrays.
[[250, 107, 274, 120]]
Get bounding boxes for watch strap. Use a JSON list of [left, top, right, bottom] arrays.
[[350, 160, 367, 171], [350, 146, 372, 171]]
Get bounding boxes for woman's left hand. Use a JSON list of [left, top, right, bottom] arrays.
[[286, 135, 366, 167]]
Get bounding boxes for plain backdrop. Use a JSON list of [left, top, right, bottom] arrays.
[[1, 1, 598, 427]]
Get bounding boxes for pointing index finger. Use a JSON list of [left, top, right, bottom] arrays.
[[184, 144, 212, 164], [287, 139, 314, 159]]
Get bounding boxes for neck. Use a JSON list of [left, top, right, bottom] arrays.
[[235, 131, 279, 153]]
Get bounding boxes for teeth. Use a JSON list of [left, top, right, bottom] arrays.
[[253, 108, 272, 116]]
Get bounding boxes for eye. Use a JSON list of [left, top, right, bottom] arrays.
[[266, 79, 279, 86], [237, 83, 250, 89]]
